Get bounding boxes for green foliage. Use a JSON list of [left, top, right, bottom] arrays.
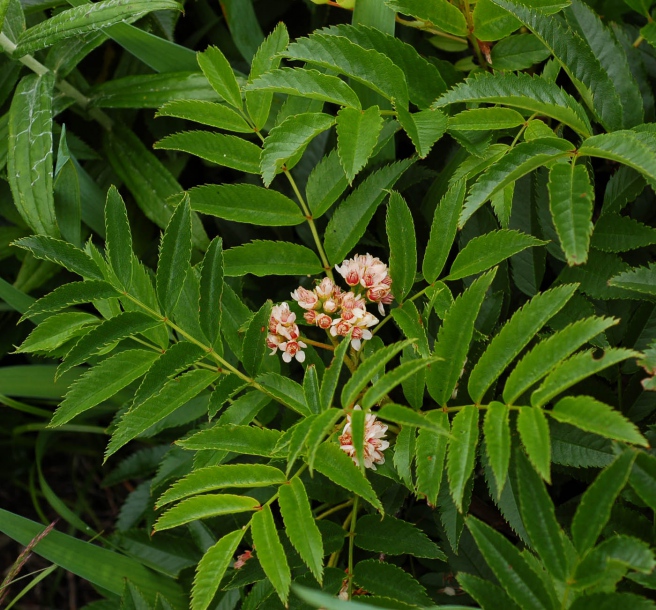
[[2, 1, 656, 608]]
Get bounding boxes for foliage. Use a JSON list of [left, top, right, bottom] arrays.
[[1, 0, 656, 609]]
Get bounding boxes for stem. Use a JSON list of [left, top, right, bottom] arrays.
[[120, 292, 289, 408], [634, 35, 644, 48], [237, 106, 334, 282], [0, 33, 114, 131], [300, 336, 335, 351], [395, 16, 467, 42], [316, 499, 354, 520], [284, 169, 335, 281], [346, 497, 360, 599]]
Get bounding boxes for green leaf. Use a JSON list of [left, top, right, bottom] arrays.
[[396, 106, 448, 158], [105, 186, 133, 289], [322, 24, 446, 109], [630, 452, 656, 513], [362, 359, 438, 409], [590, 214, 656, 253], [306, 150, 348, 219], [467, 517, 554, 610], [351, 407, 366, 471], [224, 241, 323, 277], [8, 73, 58, 237], [423, 180, 465, 284], [391, 301, 429, 358], [59, 311, 161, 378], [385, 0, 468, 36], [336, 106, 382, 184], [571, 449, 636, 554], [450, 108, 525, 131], [245, 23, 289, 130], [448, 229, 546, 281], [305, 408, 343, 472], [261, 113, 335, 187], [548, 160, 593, 266], [415, 411, 449, 506], [503, 315, 617, 404], [13, 235, 102, 280], [491, 34, 551, 70], [197, 45, 242, 109], [355, 515, 446, 560], [460, 138, 574, 227], [16, 312, 97, 355], [180, 424, 282, 456], [515, 450, 567, 580], [155, 494, 259, 531], [15, 0, 180, 55], [157, 464, 285, 507], [256, 373, 310, 416], [377, 404, 447, 433], [189, 184, 304, 227], [242, 301, 272, 377], [428, 269, 497, 406], [531, 348, 639, 407], [550, 396, 648, 446], [473, 0, 521, 41], [489, 0, 623, 131], [457, 573, 522, 610], [156, 100, 252, 132], [352, 559, 433, 607], [564, 0, 643, 128], [155, 131, 261, 175], [50, 349, 159, 427], [104, 124, 208, 251], [570, 593, 656, 610], [447, 405, 479, 511], [0, 509, 185, 606], [468, 284, 576, 403], [385, 191, 417, 303], [192, 530, 244, 610], [278, 478, 323, 583], [106, 369, 218, 460], [21, 280, 119, 320], [394, 424, 416, 489], [516, 407, 552, 481], [251, 505, 291, 604], [433, 72, 592, 138], [608, 263, 656, 296], [312, 442, 383, 512], [283, 32, 409, 106], [156, 197, 191, 316], [133, 342, 205, 409], [341, 339, 413, 408], [90, 72, 218, 109], [199, 237, 223, 348], [483, 402, 511, 495], [303, 365, 321, 415], [580, 130, 656, 186], [601, 166, 645, 216], [324, 160, 412, 265], [246, 68, 361, 110], [320, 337, 351, 411]]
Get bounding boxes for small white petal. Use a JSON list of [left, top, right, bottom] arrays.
[[295, 350, 306, 363], [282, 352, 292, 363]]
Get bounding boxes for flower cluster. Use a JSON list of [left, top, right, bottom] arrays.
[[339, 406, 389, 470], [267, 254, 393, 363], [266, 303, 307, 363]]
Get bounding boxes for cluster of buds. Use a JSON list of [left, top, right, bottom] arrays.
[[267, 254, 393, 363], [339, 406, 389, 470], [266, 303, 307, 363]]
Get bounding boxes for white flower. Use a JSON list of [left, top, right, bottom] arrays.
[[339, 406, 389, 470], [291, 286, 319, 310], [267, 302, 306, 363]]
